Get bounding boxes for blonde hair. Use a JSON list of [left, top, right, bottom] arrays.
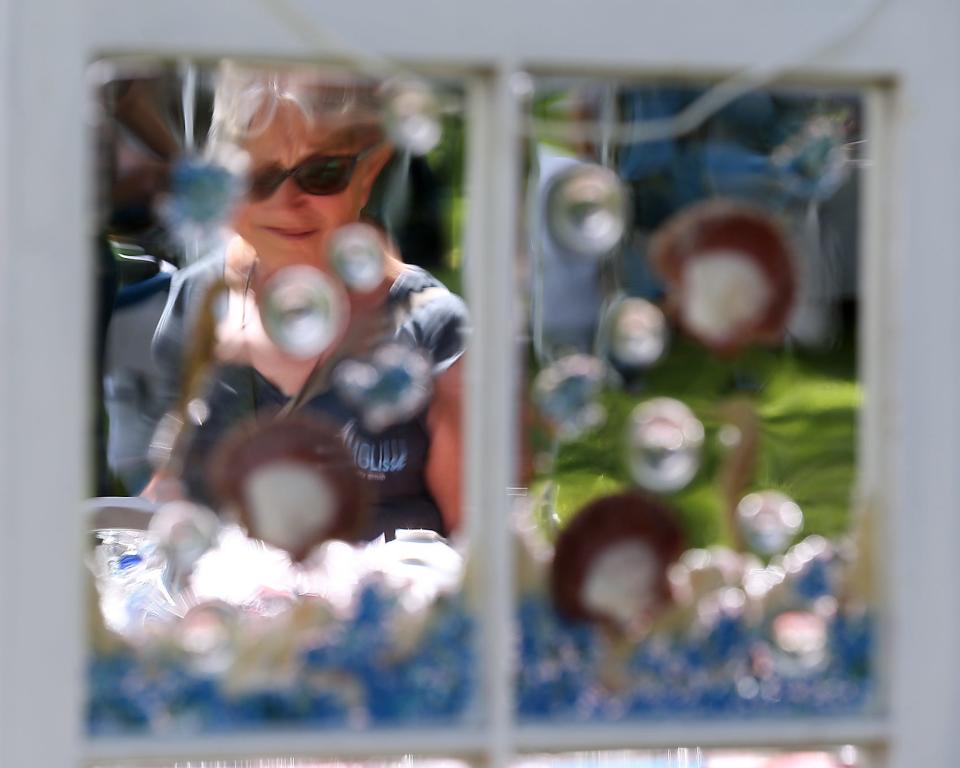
[[207, 61, 384, 156]]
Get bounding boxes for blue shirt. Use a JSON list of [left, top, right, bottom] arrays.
[[153, 258, 467, 540]]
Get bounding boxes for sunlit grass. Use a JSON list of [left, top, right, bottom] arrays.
[[543, 331, 860, 549]]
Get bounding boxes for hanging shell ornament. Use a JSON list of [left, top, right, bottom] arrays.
[[551, 491, 685, 633], [208, 415, 370, 561], [650, 199, 796, 355], [736, 490, 804, 556], [381, 77, 443, 156]]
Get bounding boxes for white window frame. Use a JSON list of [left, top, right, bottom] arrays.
[[1, 1, 958, 766]]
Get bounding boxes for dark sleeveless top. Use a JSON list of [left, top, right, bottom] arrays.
[[152, 257, 467, 541]]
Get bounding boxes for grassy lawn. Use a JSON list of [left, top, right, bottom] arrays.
[[542, 327, 861, 550]]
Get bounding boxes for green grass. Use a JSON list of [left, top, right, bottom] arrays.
[[541, 330, 861, 550]]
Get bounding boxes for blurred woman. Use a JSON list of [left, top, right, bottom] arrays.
[[146, 65, 466, 540]]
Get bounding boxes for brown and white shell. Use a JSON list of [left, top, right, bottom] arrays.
[[649, 199, 796, 355], [207, 414, 370, 561], [550, 491, 685, 632]]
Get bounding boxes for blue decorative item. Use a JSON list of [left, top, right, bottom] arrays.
[[532, 354, 607, 440], [89, 520, 865, 732], [788, 537, 841, 600], [515, 585, 872, 721], [516, 531, 871, 721], [88, 519, 475, 735], [702, 143, 785, 206], [335, 343, 433, 432], [161, 155, 247, 247], [516, 595, 599, 719], [830, 610, 872, 678], [773, 115, 851, 202], [88, 583, 474, 734], [117, 554, 143, 570]]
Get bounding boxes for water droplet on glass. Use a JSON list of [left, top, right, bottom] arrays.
[[736, 490, 804, 555], [186, 397, 210, 426], [696, 586, 746, 627], [546, 164, 629, 258], [532, 354, 607, 440], [743, 565, 786, 601], [382, 78, 442, 156], [249, 588, 297, 619], [672, 546, 750, 604], [605, 297, 668, 369], [838, 745, 859, 767], [626, 398, 704, 493], [335, 343, 433, 432], [328, 222, 386, 293], [509, 71, 535, 100], [736, 675, 761, 700], [259, 265, 346, 359], [178, 600, 239, 674], [717, 423, 742, 449], [770, 608, 829, 677]]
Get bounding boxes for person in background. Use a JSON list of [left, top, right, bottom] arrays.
[[144, 64, 466, 541], [94, 77, 180, 494]]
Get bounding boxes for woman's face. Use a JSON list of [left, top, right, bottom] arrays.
[[231, 100, 389, 273]]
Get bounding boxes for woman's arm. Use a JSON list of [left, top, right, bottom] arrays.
[[425, 358, 464, 534], [140, 467, 186, 503]]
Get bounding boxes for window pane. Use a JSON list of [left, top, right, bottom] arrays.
[[86, 58, 474, 735], [94, 760, 469, 768], [515, 748, 863, 767], [516, 78, 872, 721]]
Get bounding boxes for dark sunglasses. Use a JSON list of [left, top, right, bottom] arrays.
[[248, 144, 380, 201]]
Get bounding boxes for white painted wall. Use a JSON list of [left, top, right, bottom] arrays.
[[886, 4, 960, 768], [0, 1, 87, 766], [0, 0, 10, 753]]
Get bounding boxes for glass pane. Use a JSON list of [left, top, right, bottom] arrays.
[[94, 760, 468, 768], [516, 78, 872, 720], [515, 748, 864, 767], [86, 58, 474, 734]]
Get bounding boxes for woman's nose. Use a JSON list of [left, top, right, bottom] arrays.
[[269, 175, 309, 207]]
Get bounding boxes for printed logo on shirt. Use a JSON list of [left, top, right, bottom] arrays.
[[341, 420, 408, 481]]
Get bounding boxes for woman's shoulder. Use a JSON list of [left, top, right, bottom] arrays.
[[390, 264, 443, 297], [390, 266, 468, 373], [390, 265, 466, 318]]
